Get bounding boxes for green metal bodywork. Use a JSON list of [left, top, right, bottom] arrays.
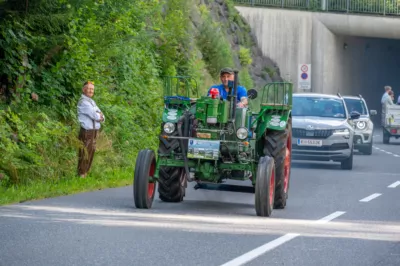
[[154, 75, 293, 185], [253, 83, 292, 140]]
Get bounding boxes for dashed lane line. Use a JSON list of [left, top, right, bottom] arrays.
[[388, 181, 400, 188], [219, 211, 346, 266], [359, 193, 382, 202], [219, 233, 300, 266], [373, 146, 400, 158]]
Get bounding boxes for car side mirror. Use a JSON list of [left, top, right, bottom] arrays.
[[370, 109, 377, 116], [350, 111, 361, 120], [247, 89, 258, 99]]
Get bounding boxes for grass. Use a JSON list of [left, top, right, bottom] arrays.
[[0, 168, 133, 206]]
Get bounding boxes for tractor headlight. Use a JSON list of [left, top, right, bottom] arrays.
[[163, 122, 175, 134], [356, 121, 367, 130], [236, 127, 249, 140]]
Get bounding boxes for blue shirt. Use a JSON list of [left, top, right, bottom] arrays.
[[207, 84, 247, 102]]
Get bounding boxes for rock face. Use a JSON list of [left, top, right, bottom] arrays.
[[200, 0, 283, 89]]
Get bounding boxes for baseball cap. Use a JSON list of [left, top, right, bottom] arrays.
[[220, 67, 234, 76]]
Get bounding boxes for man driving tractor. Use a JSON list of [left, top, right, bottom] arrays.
[[207, 67, 248, 107]]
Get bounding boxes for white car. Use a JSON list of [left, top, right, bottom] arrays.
[[291, 93, 360, 170], [342, 95, 376, 155]]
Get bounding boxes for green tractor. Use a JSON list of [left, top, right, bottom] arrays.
[[133, 70, 293, 217]]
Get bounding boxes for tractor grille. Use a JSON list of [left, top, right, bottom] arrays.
[[292, 128, 333, 139]]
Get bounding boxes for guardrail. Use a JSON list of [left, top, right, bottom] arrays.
[[233, 0, 400, 16]]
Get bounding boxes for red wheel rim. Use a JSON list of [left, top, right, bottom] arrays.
[[269, 166, 275, 206], [148, 159, 156, 199], [284, 135, 292, 193]]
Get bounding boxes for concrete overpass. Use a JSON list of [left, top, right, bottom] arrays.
[[233, 0, 400, 121]]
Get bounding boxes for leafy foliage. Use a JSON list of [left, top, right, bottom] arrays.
[[0, 0, 270, 194]]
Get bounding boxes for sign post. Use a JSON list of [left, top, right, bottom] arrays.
[[298, 64, 311, 91]]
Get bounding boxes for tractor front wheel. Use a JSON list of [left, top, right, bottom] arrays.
[[133, 149, 157, 209], [255, 156, 276, 217]]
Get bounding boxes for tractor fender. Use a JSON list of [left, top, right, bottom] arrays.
[[255, 110, 291, 141]]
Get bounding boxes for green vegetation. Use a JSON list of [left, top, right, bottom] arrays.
[[0, 0, 278, 205]]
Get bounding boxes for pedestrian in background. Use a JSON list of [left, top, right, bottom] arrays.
[[386, 91, 394, 105], [77, 81, 105, 178], [381, 86, 392, 126], [381, 86, 392, 104]]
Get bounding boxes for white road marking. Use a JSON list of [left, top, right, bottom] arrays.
[[388, 181, 400, 188], [219, 211, 345, 266], [359, 193, 382, 202], [372, 146, 400, 158], [314, 211, 346, 224], [219, 233, 300, 266]]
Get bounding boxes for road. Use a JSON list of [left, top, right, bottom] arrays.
[[1, 131, 400, 266]]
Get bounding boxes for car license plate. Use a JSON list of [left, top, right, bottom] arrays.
[[187, 138, 220, 160], [297, 139, 322, 146]]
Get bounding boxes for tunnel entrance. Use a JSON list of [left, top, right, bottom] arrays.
[[335, 35, 400, 126]]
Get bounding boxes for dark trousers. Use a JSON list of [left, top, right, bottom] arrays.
[[77, 127, 98, 176]]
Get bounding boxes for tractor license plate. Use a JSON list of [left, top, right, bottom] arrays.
[[297, 139, 322, 147], [187, 139, 220, 160]]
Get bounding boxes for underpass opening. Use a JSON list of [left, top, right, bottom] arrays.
[[234, 7, 400, 127], [334, 35, 400, 126]]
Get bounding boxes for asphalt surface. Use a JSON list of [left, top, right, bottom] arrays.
[[1, 129, 400, 266]]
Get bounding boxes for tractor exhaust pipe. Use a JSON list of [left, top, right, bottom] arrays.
[[177, 112, 194, 182], [229, 70, 239, 121]]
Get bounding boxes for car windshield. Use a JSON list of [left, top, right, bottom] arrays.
[[343, 98, 368, 115], [292, 96, 346, 118]]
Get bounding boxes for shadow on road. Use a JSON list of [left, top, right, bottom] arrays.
[[291, 161, 343, 170]]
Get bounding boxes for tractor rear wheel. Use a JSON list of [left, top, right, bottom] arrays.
[[263, 118, 292, 209], [158, 167, 186, 202], [133, 149, 157, 209], [255, 156, 276, 217]]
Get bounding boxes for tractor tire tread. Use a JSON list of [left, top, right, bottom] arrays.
[[263, 120, 291, 209], [158, 166, 185, 202]]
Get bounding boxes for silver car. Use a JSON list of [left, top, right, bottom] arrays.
[[342, 95, 377, 155], [291, 93, 360, 170]]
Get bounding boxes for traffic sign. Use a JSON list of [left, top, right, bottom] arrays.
[[298, 64, 311, 90]]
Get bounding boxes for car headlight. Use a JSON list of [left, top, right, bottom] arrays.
[[333, 128, 349, 134], [333, 128, 350, 138], [356, 121, 367, 130], [236, 127, 249, 140], [163, 122, 175, 134]]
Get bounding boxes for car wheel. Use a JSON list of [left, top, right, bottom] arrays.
[[362, 142, 373, 155], [383, 129, 390, 144], [341, 148, 353, 170]]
